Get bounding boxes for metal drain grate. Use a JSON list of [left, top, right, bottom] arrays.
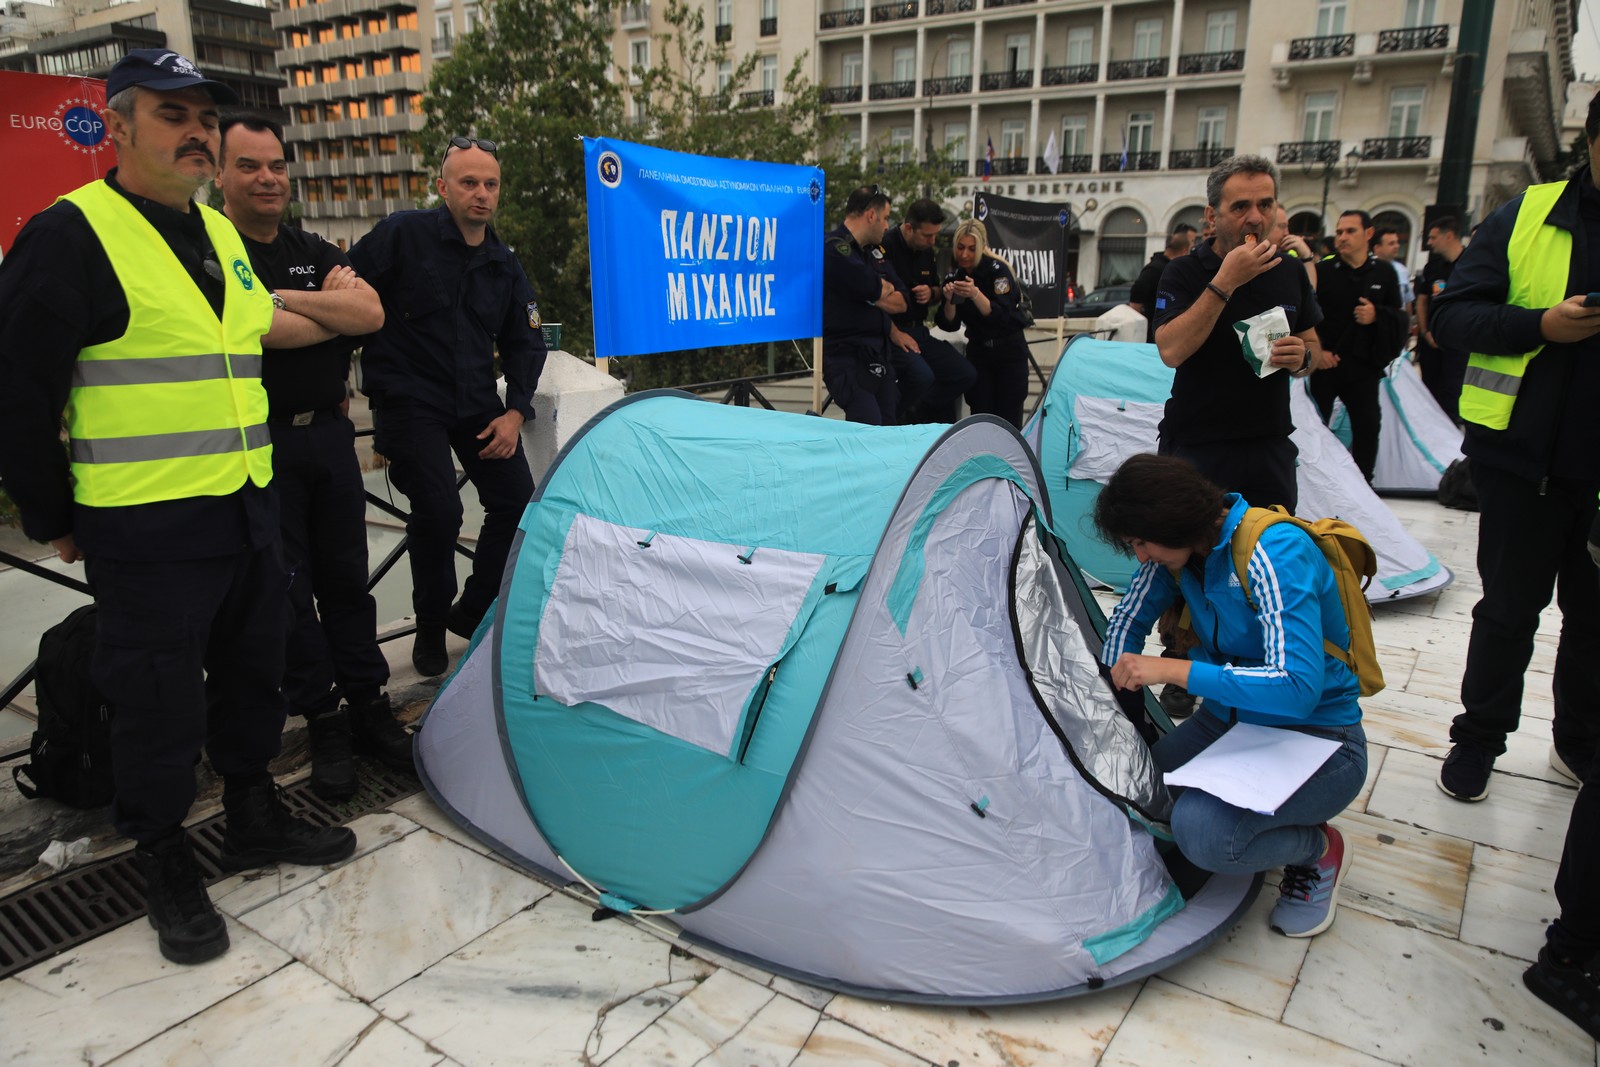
[[0, 758, 421, 979]]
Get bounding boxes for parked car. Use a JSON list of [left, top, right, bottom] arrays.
[[1060, 285, 1132, 318]]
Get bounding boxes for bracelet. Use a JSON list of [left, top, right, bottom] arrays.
[[1204, 282, 1231, 303]]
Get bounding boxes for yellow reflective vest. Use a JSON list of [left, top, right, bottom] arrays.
[[1460, 180, 1572, 430], [60, 181, 274, 507]]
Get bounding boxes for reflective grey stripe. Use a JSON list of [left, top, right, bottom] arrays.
[[1462, 365, 1523, 397], [73, 353, 263, 388], [70, 423, 271, 464]]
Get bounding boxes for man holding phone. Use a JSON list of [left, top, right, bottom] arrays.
[[1429, 90, 1600, 805]]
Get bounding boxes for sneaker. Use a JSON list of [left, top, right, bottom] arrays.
[[348, 694, 414, 773], [219, 780, 357, 871], [133, 832, 229, 965], [1270, 823, 1351, 938], [1523, 947, 1600, 1041], [1438, 743, 1494, 802], [1158, 683, 1197, 720], [1548, 744, 1588, 787], [412, 623, 447, 677], [305, 708, 356, 801], [445, 600, 481, 640]]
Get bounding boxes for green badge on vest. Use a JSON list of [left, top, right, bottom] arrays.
[[231, 258, 255, 290]]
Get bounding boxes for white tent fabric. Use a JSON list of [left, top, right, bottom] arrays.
[[1341, 355, 1464, 496]]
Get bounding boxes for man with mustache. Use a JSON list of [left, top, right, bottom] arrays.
[[0, 50, 356, 966]]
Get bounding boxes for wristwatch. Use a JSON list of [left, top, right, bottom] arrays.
[[270, 291, 286, 311]]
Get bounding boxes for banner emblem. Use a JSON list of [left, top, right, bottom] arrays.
[[597, 151, 622, 189]]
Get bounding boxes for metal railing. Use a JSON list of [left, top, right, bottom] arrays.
[[819, 7, 865, 28], [714, 21, 731, 41], [923, 74, 971, 95], [740, 88, 775, 107], [1177, 50, 1243, 74], [1169, 146, 1233, 169], [871, 1, 917, 22], [759, 15, 776, 34], [924, 0, 975, 11], [979, 69, 1033, 90], [821, 84, 863, 103], [991, 156, 1029, 175], [1041, 63, 1097, 85], [1056, 153, 1093, 173], [1100, 150, 1160, 171], [1276, 139, 1340, 164], [1289, 33, 1355, 60], [1377, 25, 1448, 52], [1361, 135, 1432, 160], [869, 79, 916, 100], [1107, 57, 1167, 79]]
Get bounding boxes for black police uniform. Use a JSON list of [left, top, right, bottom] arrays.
[[821, 223, 898, 424], [0, 172, 287, 844], [1311, 253, 1406, 482], [940, 255, 1030, 428], [880, 226, 976, 423], [348, 207, 547, 630], [241, 225, 389, 716], [1417, 254, 1466, 421]]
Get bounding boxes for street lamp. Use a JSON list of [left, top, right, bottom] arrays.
[[921, 32, 959, 193], [1304, 145, 1365, 237]]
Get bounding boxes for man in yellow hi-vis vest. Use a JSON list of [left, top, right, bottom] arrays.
[[0, 50, 357, 966], [1429, 90, 1600, 809]]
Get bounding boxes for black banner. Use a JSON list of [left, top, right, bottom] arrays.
[[972, 192, 1072, 317]]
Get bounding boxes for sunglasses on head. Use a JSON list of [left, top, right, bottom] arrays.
[[444, 135, 498, 158]]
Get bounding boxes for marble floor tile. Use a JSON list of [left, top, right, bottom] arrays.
[[374, 890, 713, 1067], [1334, 809, 1472, 937], [1459, 844, 1561, 963], [339, 1019, 450, 1067], [1351, 743, 1387, 812], [769, 973, 837, 1011], [1158, 889, 1310, 1019], [677, 939, 836, 1011], [791, 1018, 933, 1066], [696, 993, 827, 1067], [109, 962, 377, 1065], [825, 983, 1138, 1067], [1365, 747, 1574, 862], [1358, 688, 1565, 786], [0, 917, 291, 1067], [1286, 906, 1595, 1065], [602, 968, 776, 1066], [211, 810, 419, 917], [1100, 978, 1390, 1067], [239, 826, 549, 1000], [388, 791, 498, 858], [1373, 643, 1420, 689]]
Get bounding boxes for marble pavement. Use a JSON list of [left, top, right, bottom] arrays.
[[1, 498, 1596, 1066]]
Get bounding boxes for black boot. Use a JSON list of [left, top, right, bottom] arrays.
[[446, 599, 482, 640], [305, 708, 357, 801], [348, 693, 414, 773], [219, 779, 357, 870], [412, 622, 447, 676], [134, 831, 229, 965]]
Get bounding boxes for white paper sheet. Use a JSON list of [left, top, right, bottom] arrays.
[[1163, 722, 1342, 815]]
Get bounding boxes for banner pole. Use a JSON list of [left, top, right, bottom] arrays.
[[812, 337, 824, 414]]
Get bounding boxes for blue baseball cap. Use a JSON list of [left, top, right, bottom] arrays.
[[105, 48, 239, 105]]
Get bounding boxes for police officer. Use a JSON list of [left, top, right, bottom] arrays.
[[822, 185, 901, 425], [0, 49, 355, 966], [216, 115, 412, 798], [348, 137, 547, 677], [880, 198, 976, 422], [938, 218, 1031, 428]]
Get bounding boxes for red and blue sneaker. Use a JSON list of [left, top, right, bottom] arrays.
[[1270, 823, 1351, 938]]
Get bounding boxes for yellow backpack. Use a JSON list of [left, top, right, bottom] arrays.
[[1228, 507, 1385, 698]]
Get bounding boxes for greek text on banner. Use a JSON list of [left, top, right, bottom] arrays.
[[583, 137, 824, 358]]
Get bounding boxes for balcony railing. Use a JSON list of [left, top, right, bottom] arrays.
[[1057, 153, 1093, 173], [821, 84, 862, 103], [1041, 63, 1097, 85], [991, 156, 1029, 175], [984, 0, 1034, 6], [431, 34, 451, 53], [1377, 25, 1449, 52], [980, 69, 1033, 91], [869, 79, 916, 100], [925, 0, 974, 11], [1177, 50, 1243, 74], [942, 159, 969, 176], [740, 88, 774, 107], [714, 21, 731, 41], [1100, 151, 1160, 171], [819, 7, 865, 28], [1169, 146, 1234, 169], [1276, 139, 1341, 164], [759, 15, 776, 35], [619, 1, 650, 27], [1107, 57, 1167, 80], [923, 74, 972, 95], [1361, 135, 1431, 160], [872, 1, 917, 22], [1289, 33, 1354, 60]]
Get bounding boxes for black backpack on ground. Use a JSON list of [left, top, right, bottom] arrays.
[[1437, 458, 1480, 512], [12, 604, 116, 809]]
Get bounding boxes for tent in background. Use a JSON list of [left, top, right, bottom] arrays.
[[416, 392, 1258, 1003], [1326, 354, 1464, 496]]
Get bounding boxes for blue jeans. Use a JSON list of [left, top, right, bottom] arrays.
[[1152, 709, 1367, 874]]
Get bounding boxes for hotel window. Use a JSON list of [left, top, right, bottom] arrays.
[[1127, 110, 1154, 153], [892, 46, 914, 83], [1204, 10, 1236, 53], [1066, 28, 1093, 67], [371, 56, 393, 75], [378, 135, 399, 152], [395, 13, 418, 30], [943, 121, 967, 156], [1315, 0, 1346, 36], [1388, 86, 1425, 138], [1302, 91, 1336, 142], [889, 126, 912, 162], [630, 38, 650, 79], [761, 54, 777, 94], [1132, 18, 1162, 60], [381, 174, 400, 197], [1196, 106, 1226, 148], [842, 51, 862, 87], [1061, 114, 1086, 155], [366, 16, 387, 33], [1000, 118, 1026, 158], [1402, 0, 1436, 25], [348, 99, 370, 119], [947, 38, 971, 77], [400, 53, 421, 73]]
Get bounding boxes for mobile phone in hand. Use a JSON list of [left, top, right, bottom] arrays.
[[1584, 292, 1600, 307]]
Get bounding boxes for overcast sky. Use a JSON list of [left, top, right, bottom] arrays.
[[1578, 1, 1600, 82]]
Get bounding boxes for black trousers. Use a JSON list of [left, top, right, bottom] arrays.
[[372, 400, 535, 625], [1549, 765, 1600, 963], [898, 333, 977, 424], [1309, 363, 1382, 482], [965, 334, 1029, 429], [822, 341, 897, 425], [89, 545, 288, 844], [1452, 462, 1600, 760], [271, 417, 389, 713], [1157, 434, 1299, 514], [1417, 343, 1467, 425]]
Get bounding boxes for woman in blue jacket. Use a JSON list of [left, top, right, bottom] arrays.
[[1095, 454, 1366, 938]]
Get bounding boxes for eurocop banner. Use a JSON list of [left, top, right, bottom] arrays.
[[584, 137, 824, 359]]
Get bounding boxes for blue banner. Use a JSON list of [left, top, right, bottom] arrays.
[[584, 137, 824, 358]]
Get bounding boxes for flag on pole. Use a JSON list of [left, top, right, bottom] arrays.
[[1042, 129, 1060, 175], [1119, 124, 1129, 172], [983, 134, 994, 181]]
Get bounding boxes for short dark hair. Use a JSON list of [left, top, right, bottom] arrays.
[[845, 184, 891, 218], [1338, 209, 1373, 230], [904, 197, 945, 227], [1429, 216, 1461, 239], [220, 114, 285, 158], [1165, 231, 1193, 254], [1586, 87, 1600, 141], [1092, 454, 1226, 555], [1373, 226, 1398, 243], [1171, 223, 1198, 236], [1205, 154, 1278, 210]]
